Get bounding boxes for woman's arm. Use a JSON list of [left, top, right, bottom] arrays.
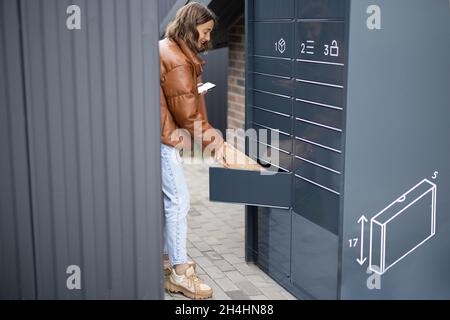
[[162, 64, 223, 150]]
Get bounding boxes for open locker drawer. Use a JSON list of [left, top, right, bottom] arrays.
[[209, 167, 292, 208], [208, 143, 292, 208]]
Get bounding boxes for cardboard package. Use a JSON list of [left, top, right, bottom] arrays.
[[222, 143, 264, 171]]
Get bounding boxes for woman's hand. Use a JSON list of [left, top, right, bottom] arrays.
[[214, 142, 229, 167]]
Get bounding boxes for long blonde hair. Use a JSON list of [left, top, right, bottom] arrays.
[[165, 2, 217, 53]]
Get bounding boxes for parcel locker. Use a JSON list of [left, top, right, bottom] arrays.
[[210, 0, 450, 299]]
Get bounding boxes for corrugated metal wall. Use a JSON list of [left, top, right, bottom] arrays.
[[0, 0, 37, 299], [0, 0, 163, 299]]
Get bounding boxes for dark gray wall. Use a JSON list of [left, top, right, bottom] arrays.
[[341, 0, 450, 299], [0, 0, 162, 299], [201, 47, 229, 136]]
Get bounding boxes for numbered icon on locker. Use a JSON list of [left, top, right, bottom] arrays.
[[330, 40, 339, 57], [275, 38, 286, 54]]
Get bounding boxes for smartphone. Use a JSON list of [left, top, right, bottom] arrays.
[[198, 82, 216, 94]]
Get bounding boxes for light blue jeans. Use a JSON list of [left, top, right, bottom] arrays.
[[161, 144, 190, 266]]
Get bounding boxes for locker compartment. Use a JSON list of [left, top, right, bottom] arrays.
[[296, 21, 345, 64], [293, 138, 342, 173], [295, 61, 344, 87], [253, 0, 295, 20], [298, 0, 346, 19], [209, 167, 292, 208], [253, 22, 294, 58], [294, 157, 341, 193], [253, 89, 293, 117], [291, 213, 339, 299], [295, 80, 343, 108], [254, 56, 293, 80], [256, 207, 292, 279], [253, 72, 293, 97], [252, 122, 293, 154], [249, 140, 293, 172], [294, 119, 342, 151], [294, 176, 340, 235], [253, 106, 292, 136], [294, 99, 343, 130]]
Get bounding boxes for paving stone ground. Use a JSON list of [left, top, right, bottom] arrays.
[[164, 162, 297, 300]]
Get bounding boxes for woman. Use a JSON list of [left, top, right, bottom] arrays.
[[159, 2, 225, 300]]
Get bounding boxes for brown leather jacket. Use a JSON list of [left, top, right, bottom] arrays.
[[160, 38, 222, 150]]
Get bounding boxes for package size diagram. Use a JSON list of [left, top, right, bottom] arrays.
[[369, 179, 437, 275]]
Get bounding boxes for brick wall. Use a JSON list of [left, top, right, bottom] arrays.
[[227, 16, 246, 135]]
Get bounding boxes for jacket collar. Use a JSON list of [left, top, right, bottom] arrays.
[[174, 38, 205, 77]]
